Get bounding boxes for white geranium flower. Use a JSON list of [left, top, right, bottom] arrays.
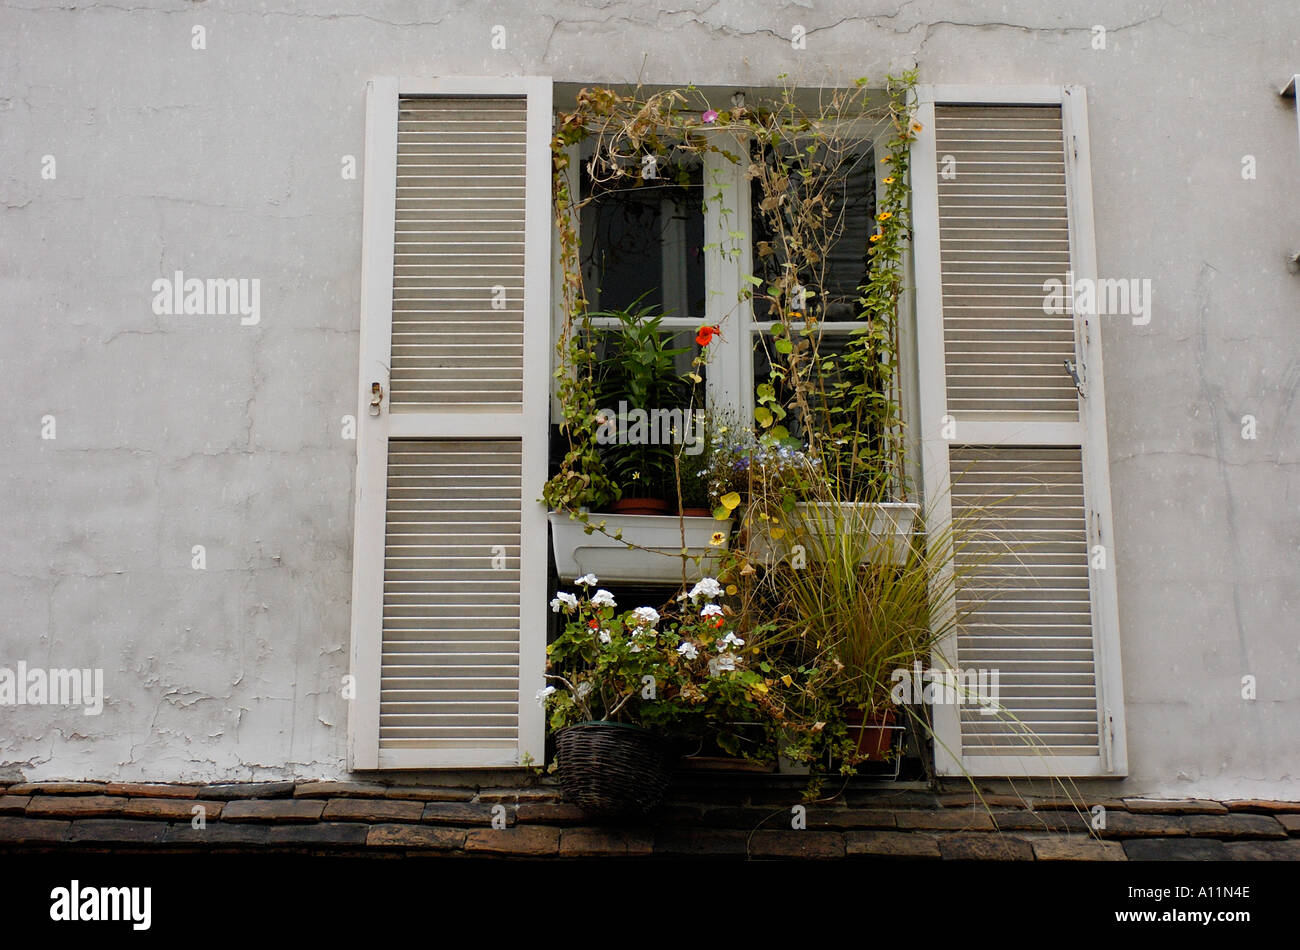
[[677, 641, 699, 660], [575, 682, 592, 699], [708, 654, 737, 676], [688, 578, 724, 601], [575, 573, 599, 587], [630, 606, 660, 627], [590, 589, 617, 608], [598, 629, 612, 644], [700, 603, 724, 618], [717, 632, 745, 651], [536, 685, 557, 706], [549, 592, 578, 613]]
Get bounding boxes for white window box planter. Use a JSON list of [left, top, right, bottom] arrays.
[[745, 501, 920, 567], [549, 511, 732, 585]]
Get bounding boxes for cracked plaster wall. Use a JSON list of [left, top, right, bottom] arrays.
[[0, 0, 1297, 797]]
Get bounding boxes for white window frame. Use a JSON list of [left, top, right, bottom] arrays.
[[552, 112, 907, 475]]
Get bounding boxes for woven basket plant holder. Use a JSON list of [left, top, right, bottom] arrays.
[[555, 721, 674, 819]]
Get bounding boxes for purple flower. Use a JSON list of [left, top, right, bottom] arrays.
[[702, 109, 719, 124]]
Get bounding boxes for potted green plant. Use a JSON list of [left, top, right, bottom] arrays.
[[541, 575, 774, 817], [766, 523, 947, 774], [590, 300, 692, 513]]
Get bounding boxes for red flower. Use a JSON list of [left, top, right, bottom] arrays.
[[588, 619, 599, 629], [696, 325, 721, 346]]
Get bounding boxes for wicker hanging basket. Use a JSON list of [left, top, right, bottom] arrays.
[[555, 721, 675, 818]]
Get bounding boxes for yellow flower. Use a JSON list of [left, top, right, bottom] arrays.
[[869, 233, 883, 243], [877, 211, 893, 222], [709, 531, 727, 546], [882, 176, 895, 184], [912, 122, 923, 132]]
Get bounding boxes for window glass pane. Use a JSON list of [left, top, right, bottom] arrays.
[[580, 154, 706, 321], [749, 138, 875, 323]]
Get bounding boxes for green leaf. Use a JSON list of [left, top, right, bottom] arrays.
[[774, 338, 793, 355], [754, 406, 774, 427]]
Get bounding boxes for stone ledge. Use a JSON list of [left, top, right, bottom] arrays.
[[422, 802, 511, 826], [322, 798, 425, 823], [559, 828, 655, 858], [0, 795, 32, 815], [1123, 798, 1230, 815], [1028, 835, 1127, 861], [937, 833, 1035, 861], [366, 823, 467, 851], [465, 826, 561, 856], [0, 782, 1296, 859], [1224, 800, 1300, 815], [748, 830, 846, 860], [221, 800, 325, 823], [25, 796, 132, 818], [198, 782, 297, 801], [1123, 838, 1229, 861], [845, 830, 941, 859]]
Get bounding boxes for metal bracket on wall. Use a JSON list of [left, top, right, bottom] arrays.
[[1284, 76, 1299, 272]]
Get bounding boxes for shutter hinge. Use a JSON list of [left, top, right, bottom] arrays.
[[1063, 359, 1086, 398], [1072, 134, 1079, 159]]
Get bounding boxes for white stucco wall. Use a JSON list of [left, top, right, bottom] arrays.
[[2, 0, 1297, 798]]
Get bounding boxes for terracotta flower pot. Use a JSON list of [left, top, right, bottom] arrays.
[[606, 497, 672, 516], [844, 708, 898, 762], [680, 506, 714, 518]]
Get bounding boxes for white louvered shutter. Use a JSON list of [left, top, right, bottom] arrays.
[[349, 78, 551, 769], [913, 86, 1127, 777]]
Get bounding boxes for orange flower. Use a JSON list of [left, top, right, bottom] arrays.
[[869, 233, 883, 242], [912, 122, 923, 132], [695, 324, 721, 346], [877, 211, 893, 222]]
